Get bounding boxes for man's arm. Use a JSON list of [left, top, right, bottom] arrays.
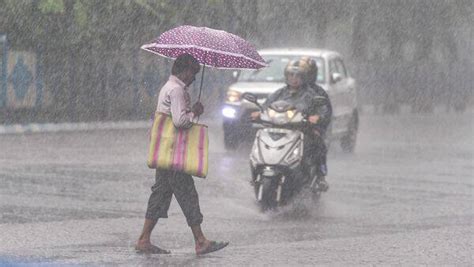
[[310, 85, 332, 129], [169, 87, 194, 128]]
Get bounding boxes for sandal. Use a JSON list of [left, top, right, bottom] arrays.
[[135, 244, 171, 254], [196, 241, 229, 255]]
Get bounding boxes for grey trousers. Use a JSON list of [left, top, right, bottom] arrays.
[[145, 169, 203, 226]]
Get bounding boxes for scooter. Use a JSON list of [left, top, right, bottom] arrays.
[[243, 93, 327, 211]]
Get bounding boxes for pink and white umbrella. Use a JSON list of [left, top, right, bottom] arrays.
[[141, 25, 267, 102], [141, 25, 267, 70]]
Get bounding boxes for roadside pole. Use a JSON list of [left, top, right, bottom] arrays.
[[0, 34, 7, 109]]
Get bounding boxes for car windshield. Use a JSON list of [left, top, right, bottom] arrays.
[[238, 55, 325, 83]]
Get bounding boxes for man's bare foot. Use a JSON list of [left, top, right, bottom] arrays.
[[135, 240, 170, 254], [195, 240, 229, 255]]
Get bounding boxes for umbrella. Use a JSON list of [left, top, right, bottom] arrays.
[[141, 25, 267, 100]]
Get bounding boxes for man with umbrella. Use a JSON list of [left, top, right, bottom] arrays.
[[136, 53, 228, 255], [137, 25, 267, 255]]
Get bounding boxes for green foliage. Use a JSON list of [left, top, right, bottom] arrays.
[[3, 0, 32, 15], [73, 1, 88, 28], [38, 0, 65, 14], [0, 0, 471, 119], [208, 0, 225, 5]]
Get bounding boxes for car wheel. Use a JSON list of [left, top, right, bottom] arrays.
[[340, 110, 358, 153]]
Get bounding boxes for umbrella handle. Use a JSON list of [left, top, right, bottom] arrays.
[[198, 62, 205, 101], [196, 62, 205, 123]]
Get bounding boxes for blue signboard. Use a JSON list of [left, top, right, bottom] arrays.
[[0, 34, 44, 109]]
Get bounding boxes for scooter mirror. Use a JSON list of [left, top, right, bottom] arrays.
[[242, 93, 258, 104], [242, 92, 264, 111]]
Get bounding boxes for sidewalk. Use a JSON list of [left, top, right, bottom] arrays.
[[0, 117, 220, 135], [0, 120, 151, 135]]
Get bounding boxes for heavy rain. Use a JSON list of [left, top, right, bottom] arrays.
[[0, 0, 472, 265]]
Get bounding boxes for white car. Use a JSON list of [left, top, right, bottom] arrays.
[[222, 48, 359, 152]]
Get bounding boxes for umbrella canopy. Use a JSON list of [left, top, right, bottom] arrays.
[[141, 25, 267, 70]]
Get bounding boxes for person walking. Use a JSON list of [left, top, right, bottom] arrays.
[[136, 53, 229, 255]]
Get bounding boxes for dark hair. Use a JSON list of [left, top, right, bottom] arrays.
[[171, 54, 200, 75]]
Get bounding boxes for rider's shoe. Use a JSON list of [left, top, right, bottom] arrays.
[[317, 176, 329, 192]]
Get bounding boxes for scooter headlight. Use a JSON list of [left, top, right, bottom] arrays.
[[267, 109, 296, 124], [250, 135, 261, 166], [286, 110, 295, 119], [268, 109, 276, 118], [292, 147, 299, 156], [284, 141, 303, 166]]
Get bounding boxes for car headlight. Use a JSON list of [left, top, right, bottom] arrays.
[[226, 90, 241, 103], [222, 106, 237, 118]]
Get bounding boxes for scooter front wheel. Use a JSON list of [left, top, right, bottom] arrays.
[[255, 176, 278, 211]]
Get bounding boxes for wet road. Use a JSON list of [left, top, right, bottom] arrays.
[[0, 112, 473, 265]]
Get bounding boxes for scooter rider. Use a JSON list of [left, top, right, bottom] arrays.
[[250, 58, 330, 191], [300, 57, 332, 191]]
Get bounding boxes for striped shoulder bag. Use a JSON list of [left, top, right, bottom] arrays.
[[147, 112, 208, 178]]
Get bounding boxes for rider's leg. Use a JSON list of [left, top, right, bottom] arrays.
[[311, 134, 329, 191]]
